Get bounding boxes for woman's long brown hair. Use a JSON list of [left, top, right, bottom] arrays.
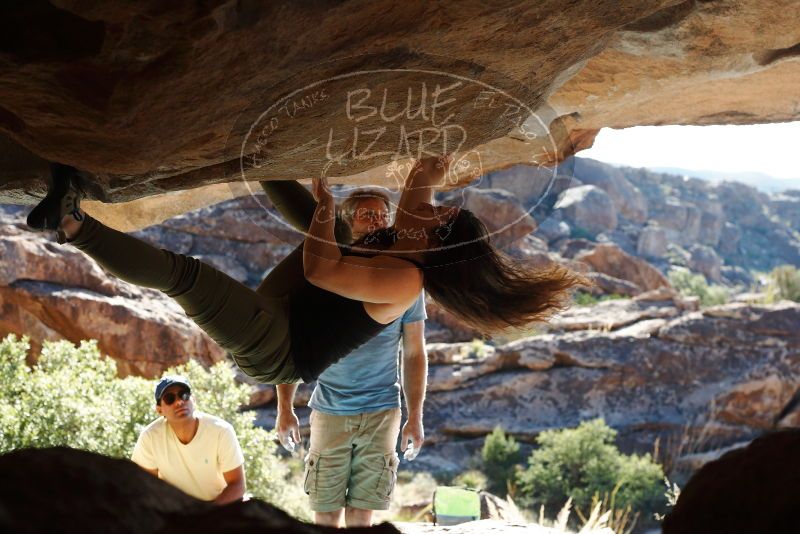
[[422, 210, 588, 334]]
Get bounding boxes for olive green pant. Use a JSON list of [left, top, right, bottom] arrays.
[[69, 181, 350, 384]]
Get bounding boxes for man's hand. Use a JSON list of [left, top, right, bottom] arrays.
[[276, 409, 301, 453], [275, 383, 300, 452], [401, 415, 424, 461]]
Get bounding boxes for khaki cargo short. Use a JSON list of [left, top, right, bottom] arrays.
[[303, 408, 401, 512]]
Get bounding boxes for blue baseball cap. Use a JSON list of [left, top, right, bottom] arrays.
[[155, 375, 191, 403]]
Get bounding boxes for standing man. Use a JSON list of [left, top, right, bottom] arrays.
[[132, 375, 246, 504], [276, 189, 428, 527]]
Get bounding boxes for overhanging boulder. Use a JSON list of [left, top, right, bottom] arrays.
[[0, 1, 798, 228]]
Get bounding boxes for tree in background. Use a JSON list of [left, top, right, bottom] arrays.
[[0, 335, 309, 520], [668, 267, 729, 307], [451, 469, 488, 492], [481, 426, 522, 497], [515, 419, 666, 525], [767, 265, 800, 302]]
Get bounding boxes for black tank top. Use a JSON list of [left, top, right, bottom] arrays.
[[288, 243, 395, 382], [289, 232, 425, 382]]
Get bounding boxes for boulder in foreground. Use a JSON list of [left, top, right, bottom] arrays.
[[0, 446, 398, 533], [663, 429, 800, 534]]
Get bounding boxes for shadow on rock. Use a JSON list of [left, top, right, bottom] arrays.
[[0, 446, 398, 533], [663, 429, 800, 533]]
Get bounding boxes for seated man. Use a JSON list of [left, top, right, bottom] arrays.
[[131, 375, 246, 504], [276, 189, 428, 527]]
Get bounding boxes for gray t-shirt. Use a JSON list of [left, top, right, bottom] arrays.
[[308, 292, 427, 415]]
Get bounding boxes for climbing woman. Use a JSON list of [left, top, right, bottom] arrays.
[[26, 156, 585, 384]]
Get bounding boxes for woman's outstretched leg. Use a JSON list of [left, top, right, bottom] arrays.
[[27, 164, 297, 383], [260, 180, 316, 233], [260, 180, 352, 244], [66, 215, 296, 383], [256, 180, 352, 300], [67, 215, 296, 382]]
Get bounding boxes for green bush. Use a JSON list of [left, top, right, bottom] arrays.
[[515, 419, 666, 522], [767, 265, 800, 302], [452, 469, 488, 491], [570, 226, 597, 242], [464, 339, 490, 359], [481, 426, 522, 496], [668, 268, 729, 307], [573, 292, 625, 306], [0, 335, 309, 520]]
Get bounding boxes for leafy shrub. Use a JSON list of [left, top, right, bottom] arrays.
[[515, 419, 666, 523], [464, 339, 490, 359], [482, 426, 522, 496], [386, 471, 438, 522], [668, 268, 729, 307], [767, 265, 800, 302], [0, 336, 152, 457], [570, 226, 597, 242], [0, 335, 309, 519], [452, 469, 488, 491], [573, 292, 625, 306]]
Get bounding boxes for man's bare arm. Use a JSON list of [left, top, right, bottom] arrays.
[[276, 383, 301, 450], [213, 465, 246, 505], [141, 466, 158, 477], [400, 321, 428, 456]]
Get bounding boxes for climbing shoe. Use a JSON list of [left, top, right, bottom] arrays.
[[26, 163, 85, 243]]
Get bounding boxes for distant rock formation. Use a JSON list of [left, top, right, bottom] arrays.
[[555, 185, 618, 238], [548, 158, 800, 283]]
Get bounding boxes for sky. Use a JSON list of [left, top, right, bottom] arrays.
[[579, 121, 800, 180]]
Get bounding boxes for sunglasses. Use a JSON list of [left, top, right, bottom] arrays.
[[161, 389, 191, 406]]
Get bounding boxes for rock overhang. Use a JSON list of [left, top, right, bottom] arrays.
[[0, 0, 798, 230]]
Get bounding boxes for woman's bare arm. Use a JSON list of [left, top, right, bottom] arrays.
[[303, 178, 422, 305], [302, 177, 340, 279], [393, 156, 451, 230]]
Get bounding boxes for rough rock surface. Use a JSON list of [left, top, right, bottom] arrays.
[[0, 446, 399, 533], [573, 243, 670, 292], [687, 244, 722, 282], [0, 206, 226, 375], [465, 189, 537, 247], [534, 218, 571, 244], [407, 299, 800, 475], [770, 191, 800, 231], [572, 158, 648, 223], [636, 224, 667, 259], [1, 0, 799, 232], [584, 272, 642, 297], [663, 430, 800, 534], [622, 167, 800, 273], [554, 185, 618, 238]]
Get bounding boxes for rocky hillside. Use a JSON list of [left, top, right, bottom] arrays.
[[567, 158, 800, 276], [260, 291, 800, 478], [2, 160, 798, 475], [485, 158, 800, 288]]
